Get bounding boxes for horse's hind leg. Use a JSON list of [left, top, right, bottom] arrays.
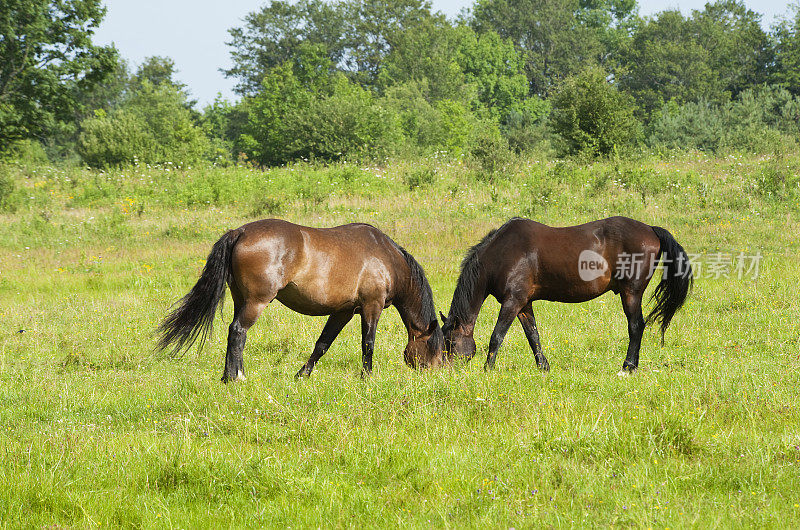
[[619, 290, 645, 376], [518, 302, 549, 371], [296, 311, 354, 379], [223, 294, 271, 383]]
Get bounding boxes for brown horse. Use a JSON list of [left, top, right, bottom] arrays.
[[440, 217, 693, 374], [158, 219, 444, 381]]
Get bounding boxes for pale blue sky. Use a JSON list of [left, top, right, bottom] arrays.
[[92, 0, 796, 107]]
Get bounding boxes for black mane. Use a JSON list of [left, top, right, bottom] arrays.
[[448, 222, 512, 323], [391, 241, 445, 350]]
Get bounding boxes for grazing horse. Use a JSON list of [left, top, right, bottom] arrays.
[[440, 217, 693, 374], [158, 219, 444, 381]]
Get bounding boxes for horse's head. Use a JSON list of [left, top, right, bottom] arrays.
[[440, 312, 476, 363], [403, 320, 445, 370]]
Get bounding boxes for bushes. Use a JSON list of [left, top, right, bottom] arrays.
[[241, 72, 397, 165], [240, 46, 400, 166], [77, 111, 157, 168], [550, 68, 642, 157], [77, 83, 213, 168], [648, 86, 800, 153]]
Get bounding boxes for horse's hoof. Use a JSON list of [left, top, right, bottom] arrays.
[[616, 370, 629, 377], [537, 359, 550, 372], [295, 366, 310, 379]]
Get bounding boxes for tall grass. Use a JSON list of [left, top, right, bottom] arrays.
[[1, 151, 799, 526]]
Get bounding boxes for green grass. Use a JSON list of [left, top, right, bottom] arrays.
[[1, 152, 799, 527]]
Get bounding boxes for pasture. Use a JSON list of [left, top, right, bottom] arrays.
[[1, 152, 799, 527]]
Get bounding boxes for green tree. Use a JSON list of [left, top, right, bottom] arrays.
[[202, 95, 248, 159], [693, 0, 771, 97], [379, 23, 527, 118], [471, 0, 603, 95], [377, 18, 469, 102], [772, 5, 800, 94], [577, 0, 639, 67], [459, 29, 529, 119], [224, 0, 348, 95], [380, 21, 528, 116], [620, 2, 771, 114], [78, 82, 212, 167], [0, 0, 117, 149], [130, 56, 187, 92], [343, 0, 437, 85], [618, 10, 717, 113], [550, 67, 641, 156], [240, 46, 397, 165], [225, 0, 437, 94]]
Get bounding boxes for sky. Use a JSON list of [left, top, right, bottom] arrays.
[[92, 0, 796, 108]]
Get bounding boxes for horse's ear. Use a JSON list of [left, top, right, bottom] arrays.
[[426, 320, 438, 335], [439, 311, 447, 325]]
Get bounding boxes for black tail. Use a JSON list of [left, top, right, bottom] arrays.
[[646, 226, 693, 343], [157, 229, 242, 355]]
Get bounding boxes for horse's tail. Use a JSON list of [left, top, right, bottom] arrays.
[[157, 228, 243, 355], [646, 226, 693, 344]]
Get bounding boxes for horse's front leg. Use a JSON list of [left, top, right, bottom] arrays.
[[359, 302, 383, 378], [485, 301, 523, 370], [518, 302, 549, 371]]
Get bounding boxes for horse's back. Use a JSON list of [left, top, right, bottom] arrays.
[[485, 216, 660, 302], [230, 220, 402, 315], [499, 216, 658, 252]]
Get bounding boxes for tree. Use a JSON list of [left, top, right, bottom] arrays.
[[379, 21, 529, 121], [772, 5, 800, 94], [130, 57, 185, 92], [0, 0, 117, 149], [343, 0, 437, 85], [78, 82, 212, 167], [550, 67, 641, 156], [224, 0, 438, 94], [619, 1, 771, 114], [459, 29, 529, 119], [577, 0, 639, 67], [202, 95, 248, 158], [239, 45, 397, 165], [471, 0, 603, 95], [224, 0, 348, 95], [377, 18, 468, 102], [692, 0, 771, 97], [618, 10, 717, 114]]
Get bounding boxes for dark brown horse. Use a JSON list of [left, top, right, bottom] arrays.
[[158, 219, 444, 381], [440, 217, 693, 375]]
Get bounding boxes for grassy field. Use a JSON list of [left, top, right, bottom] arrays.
[[1, 152, 799, 527]]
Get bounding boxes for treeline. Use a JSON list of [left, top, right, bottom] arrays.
[[3, 0, 800, 168]]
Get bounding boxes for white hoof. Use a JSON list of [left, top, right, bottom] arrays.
[[617, 370, 630, 377], [235, 369, 246, 382]]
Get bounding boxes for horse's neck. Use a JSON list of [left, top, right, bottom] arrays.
[[395, 296, 430, 337], [450, 265, 489, 332]]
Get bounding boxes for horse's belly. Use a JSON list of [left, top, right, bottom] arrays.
[[533, 275, 612, 303], [275, 282, 356, 316]]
